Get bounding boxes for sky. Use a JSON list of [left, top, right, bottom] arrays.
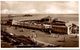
[[1, 1, 78, 14]]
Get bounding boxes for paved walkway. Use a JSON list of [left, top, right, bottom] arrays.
[[2, 25, 79, 47]]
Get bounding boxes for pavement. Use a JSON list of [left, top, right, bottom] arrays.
[[1, 25, 79, 47]]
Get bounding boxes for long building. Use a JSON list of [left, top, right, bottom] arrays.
[[10, 16, 79, 34]]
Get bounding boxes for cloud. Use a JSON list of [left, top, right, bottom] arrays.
[[1, 1, 78, 14], [1, 9, 9, 14], [23, 9, 37, 14]]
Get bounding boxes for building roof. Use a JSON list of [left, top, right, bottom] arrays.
[[13, 16, 47, 21], [13, 16, 57, 22], [65, 21, 79, 27]]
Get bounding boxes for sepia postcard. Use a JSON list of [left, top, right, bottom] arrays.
[[0, 1, 79, 48]]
